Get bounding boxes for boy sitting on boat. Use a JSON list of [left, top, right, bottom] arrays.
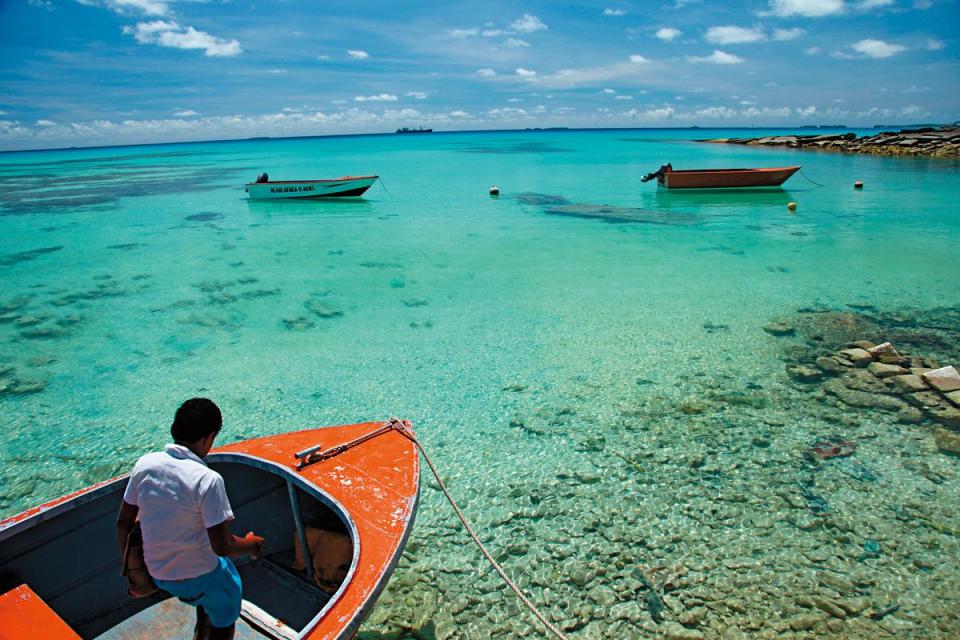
[[117, 398, 266, 640]]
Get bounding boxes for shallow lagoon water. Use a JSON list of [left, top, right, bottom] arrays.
[[1, 129, 959, 638]]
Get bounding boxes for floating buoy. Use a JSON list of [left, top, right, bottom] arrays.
[[854, 181, 863, 189], [787, 202, 797, 212], [489, 186, 500, 196]]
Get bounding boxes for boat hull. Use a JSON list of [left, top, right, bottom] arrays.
[[245, 176, 378, 200], [659, 166, 800, 189], [0, 421, 419, 640]]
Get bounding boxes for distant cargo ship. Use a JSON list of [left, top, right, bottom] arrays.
[[396, 126, 433, 134]]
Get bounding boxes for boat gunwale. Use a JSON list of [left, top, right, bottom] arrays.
[[665, 166, 800, 174], [244, 176, 378, 186]]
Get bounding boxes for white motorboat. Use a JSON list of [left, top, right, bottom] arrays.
[[245, 174, 378, 200]]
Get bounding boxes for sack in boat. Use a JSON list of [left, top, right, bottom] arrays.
[[122, 521, 159, 598], [292, 526, 352, 595]]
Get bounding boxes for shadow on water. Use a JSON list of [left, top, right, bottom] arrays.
[[653, 187, 800, 210], [245, 197, 378, 220]]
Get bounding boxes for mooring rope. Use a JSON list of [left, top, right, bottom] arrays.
[[389, 419, 571, 640], [798, 169, 826, 187]]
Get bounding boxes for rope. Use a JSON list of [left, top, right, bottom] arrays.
[[798, 169, 826, 187], [390, 418, 570, 640], [378, 175, 393, 196]]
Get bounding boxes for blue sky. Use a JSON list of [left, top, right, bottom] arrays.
[[1, 0, 957, 150]]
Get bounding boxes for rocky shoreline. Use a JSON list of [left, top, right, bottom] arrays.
[[700, 126, 960, 158]]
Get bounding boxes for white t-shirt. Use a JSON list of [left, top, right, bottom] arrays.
[[123, 443, 234, 581]]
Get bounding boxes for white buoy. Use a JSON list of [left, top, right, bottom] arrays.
[[854, 181, 864, 189], [787, 201, 797, 212], [489, 186, 500, 196]]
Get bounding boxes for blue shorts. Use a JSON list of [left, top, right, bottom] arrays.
[[155, 557, 242, 628]]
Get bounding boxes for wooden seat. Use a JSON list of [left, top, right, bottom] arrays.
[[0, 584, 81, 640]]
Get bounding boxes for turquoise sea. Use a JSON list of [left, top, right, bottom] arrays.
[[1, 129, 959, 638]]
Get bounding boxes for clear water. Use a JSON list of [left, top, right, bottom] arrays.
[[1, 129, 959, 638]]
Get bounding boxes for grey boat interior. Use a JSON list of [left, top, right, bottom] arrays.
[[0, 456, 355, 640]]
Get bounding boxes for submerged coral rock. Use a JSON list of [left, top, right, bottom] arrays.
[[935, 428, 960, 455], [867, 362, 908, 378], [764, 322, 796, 336], [839, 348, 873, 367], [890, 374, 929, 393], [922, 365, 960, 393]]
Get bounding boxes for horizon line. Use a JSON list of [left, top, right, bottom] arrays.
[[1, 122, 950, 156]]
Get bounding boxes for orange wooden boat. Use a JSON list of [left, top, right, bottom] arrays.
[[641, 163, 800, 189], [0, 419, 420, 640]]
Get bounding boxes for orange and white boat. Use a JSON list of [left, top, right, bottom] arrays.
[[641, 163, 800, 189], [0, 419, 420, 640]]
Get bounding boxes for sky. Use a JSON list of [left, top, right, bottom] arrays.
[[0, 0, 957, 150]]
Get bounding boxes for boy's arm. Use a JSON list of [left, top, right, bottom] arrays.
[[116, 500, 139, 560], [207, 521, 265, 559]]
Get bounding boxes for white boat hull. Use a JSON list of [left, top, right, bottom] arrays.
[[245, 176, 378, 200]]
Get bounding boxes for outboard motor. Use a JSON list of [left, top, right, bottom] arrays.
[[255, 172, 270, 183], [641, 163, 672, 183]]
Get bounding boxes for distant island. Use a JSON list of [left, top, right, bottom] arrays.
[[396, 127, 432, 134], [699, 126, 960, 158]]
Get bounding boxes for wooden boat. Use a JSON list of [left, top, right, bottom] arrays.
[[641, 163, 800, 189], [0, 419, 420, 640], [245, 175, 378, 200]]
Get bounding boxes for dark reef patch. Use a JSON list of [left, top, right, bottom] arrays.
[[185, 212, 224, 222], [515, 192, 571, 206], [544, 204, 696, 226], [0, 246, 63, 267]]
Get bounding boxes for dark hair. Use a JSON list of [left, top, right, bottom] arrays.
[[171, 398, 222, 443]]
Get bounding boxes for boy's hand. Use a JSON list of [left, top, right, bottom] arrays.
[[243, 532, 266, 559]]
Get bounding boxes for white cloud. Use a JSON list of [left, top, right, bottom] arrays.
[[624, 106, 675, 120], [857, 0, 893, 7], [406, 91, 427, 99], [122, 21, 242, 56], [796, 105, 817, 116], [78, 0, 170, 17], [506, 38, 530, 48], [36, 119, 57, 127], [851, 39, 907, 58], [267, 69, 287, 74], [482, 29, 505, 37], [449, 28, 480, 37], [687, 50, 744, 64], [28, 0, 54, 9], [449, 110, 470, 117], [925, 38, 945, 51], [614, 95, 633, 100], [476, 68, 496, 77], [773, 28, 806, 41], [629, 55, 648, 63], [515, 68, 536, 77], [602, 88, 616, 94], [603, 8, 626, 16], [317, 54, 331, 61], [347, 49, 369, 60], [805, 46, 821, 54], [511, 14, 547, 33], [354, 93, 398, 102], [656, 28, 682, 41], [901, 104, 927, 117], [763, 0, 845, 17], [705, 26, 765, 45], [174, 110, 198, 117]]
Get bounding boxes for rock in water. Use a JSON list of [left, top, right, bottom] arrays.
[[922, 365, 960, 392]]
